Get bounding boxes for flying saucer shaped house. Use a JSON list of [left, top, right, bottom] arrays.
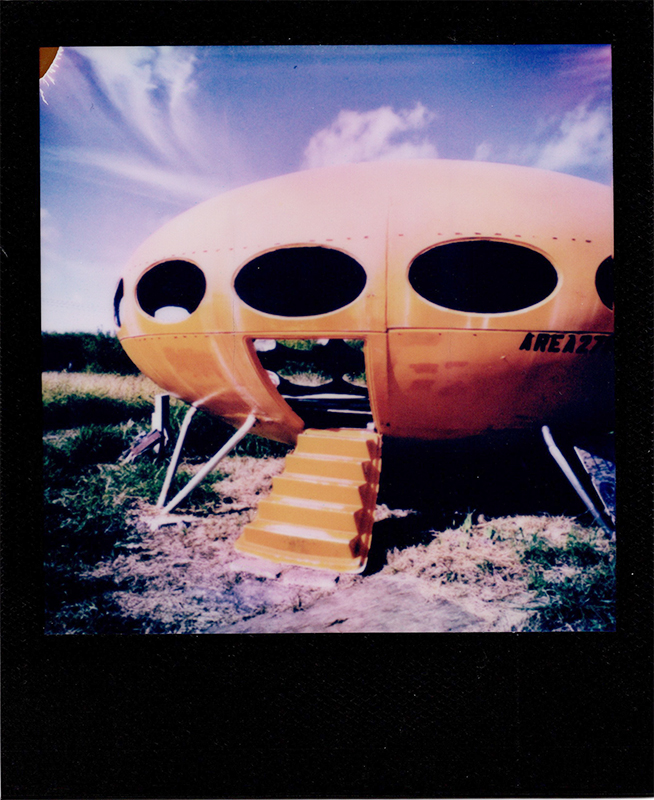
[[114, 159, 614, 571]]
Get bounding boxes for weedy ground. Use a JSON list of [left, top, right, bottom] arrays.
[[42, 372, 615, 634], [382, 513, 615, 632]]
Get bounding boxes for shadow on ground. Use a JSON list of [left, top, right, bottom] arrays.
[[365, 430, 593, 574]]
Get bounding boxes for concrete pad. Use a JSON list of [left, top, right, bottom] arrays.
[[227, 557, 282, 579], [229, 572, 485, 633], [278, 567, 340, 589]]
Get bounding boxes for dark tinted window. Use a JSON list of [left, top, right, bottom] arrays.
[[234, 247, 367, 317], [595, 256, 614, 310], [408, 240, 558, 313], [136, 260, 206, 319], [113, 279, 124, 327]]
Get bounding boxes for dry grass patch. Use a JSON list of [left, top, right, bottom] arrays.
[[42, 371, 175, 430], [42, 384, 615, 633], [383, 514, 615, 631], [384, 515, 530, 629], [207, 455, 286, 508], [42, 371, 169, 405], [82, 456, 289, 633]]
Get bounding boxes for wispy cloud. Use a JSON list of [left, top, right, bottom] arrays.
[[534, 102, 612, 172], [40, 208, 59, 248], [473, 141, 493, 162], [558, 45, 612, 88], [473, 99, 612, 182], [43, 47, 253, 206], [302, 103, 438, 168], [44, 146, 228, 205], [72, 46, 200, 167]]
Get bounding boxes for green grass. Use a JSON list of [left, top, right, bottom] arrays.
[[520, 527, 615, 631], [274, 338, 366, 384], [44, 423, 230, 633], [43, 372, 161, 429], [43, 371, 291, 458], [277, 339, 363, 351], [43, 370, 615, 634], [384, 514, 615, 632], [43, 371, 291, 633], [165, 404, 290, 460]]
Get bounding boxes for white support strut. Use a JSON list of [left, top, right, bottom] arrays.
[[541, 425, 613, 536], [157, 405, 198, 508], [160, 412, 257, 515]]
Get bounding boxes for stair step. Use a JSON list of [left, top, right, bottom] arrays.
[[301, 427, 377, 439], [235, 520, 363, 563], [295, 431, 379, 459], [234, 528, 365, 573], [272, 474, 370, 506], [285, 452, 379, 483], [256, 497, 371, 535], [234, 427, 381, 572]]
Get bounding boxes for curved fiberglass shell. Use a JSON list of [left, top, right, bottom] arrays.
[[116, 159, 613, 443]]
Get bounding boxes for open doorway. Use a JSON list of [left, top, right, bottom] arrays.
[[253, 338, 372, 429]]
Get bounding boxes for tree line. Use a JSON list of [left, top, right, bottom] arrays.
[[42, 332, 139, 375]]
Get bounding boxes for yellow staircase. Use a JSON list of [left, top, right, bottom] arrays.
[[234, 428, 382, 572]]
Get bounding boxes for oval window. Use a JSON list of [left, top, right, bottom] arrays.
[[408, 241, 558, 314], [113, 278, 124, 327], [595, 256, 614, 310], [136, 260, 206, 320], [234, 247, 367, 317]]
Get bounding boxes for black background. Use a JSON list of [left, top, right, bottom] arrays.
[[2, 2, 652, 798]]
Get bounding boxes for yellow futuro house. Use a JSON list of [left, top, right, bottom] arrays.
[[115, 159, 614, 571]]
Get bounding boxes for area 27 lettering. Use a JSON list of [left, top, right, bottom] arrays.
[[519, 332, 613, 354]]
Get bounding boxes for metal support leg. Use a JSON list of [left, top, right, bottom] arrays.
[[151, 394, 170, 458], [160, 412, 257, 515], [157, 405, 198, 508], [542, 426, 613, 536]]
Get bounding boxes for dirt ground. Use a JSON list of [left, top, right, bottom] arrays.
[[86, 453, 570, 633]]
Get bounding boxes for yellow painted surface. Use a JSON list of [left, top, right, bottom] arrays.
[[385, 161, 613, 332], [235, 428, 381, 572], [233, 524, 364, 572], [272, 475, 369, 506], [294, 429, 378, 459], [121, 333, 304, 444], [254, 498, 361, 535], [384, 328, 613, 439], [117, 160, 613, 442]]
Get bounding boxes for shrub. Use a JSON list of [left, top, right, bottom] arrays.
[[42, 332, 139, 374], [43, 393, 152, 430]]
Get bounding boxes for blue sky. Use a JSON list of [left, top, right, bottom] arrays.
[[40, 45, 612, 333]]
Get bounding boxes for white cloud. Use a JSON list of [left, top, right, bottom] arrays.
[[72, 46, 199, 166], [534, 102, 612, 172], [40, 208, 59, 248], [473, 141, 493, 162], [40, 251, 119, 332], [558, 45, 612, 87], [302, 103, 437, 168], [46, 146, 226, 205], [470, 101, 612, 183]]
